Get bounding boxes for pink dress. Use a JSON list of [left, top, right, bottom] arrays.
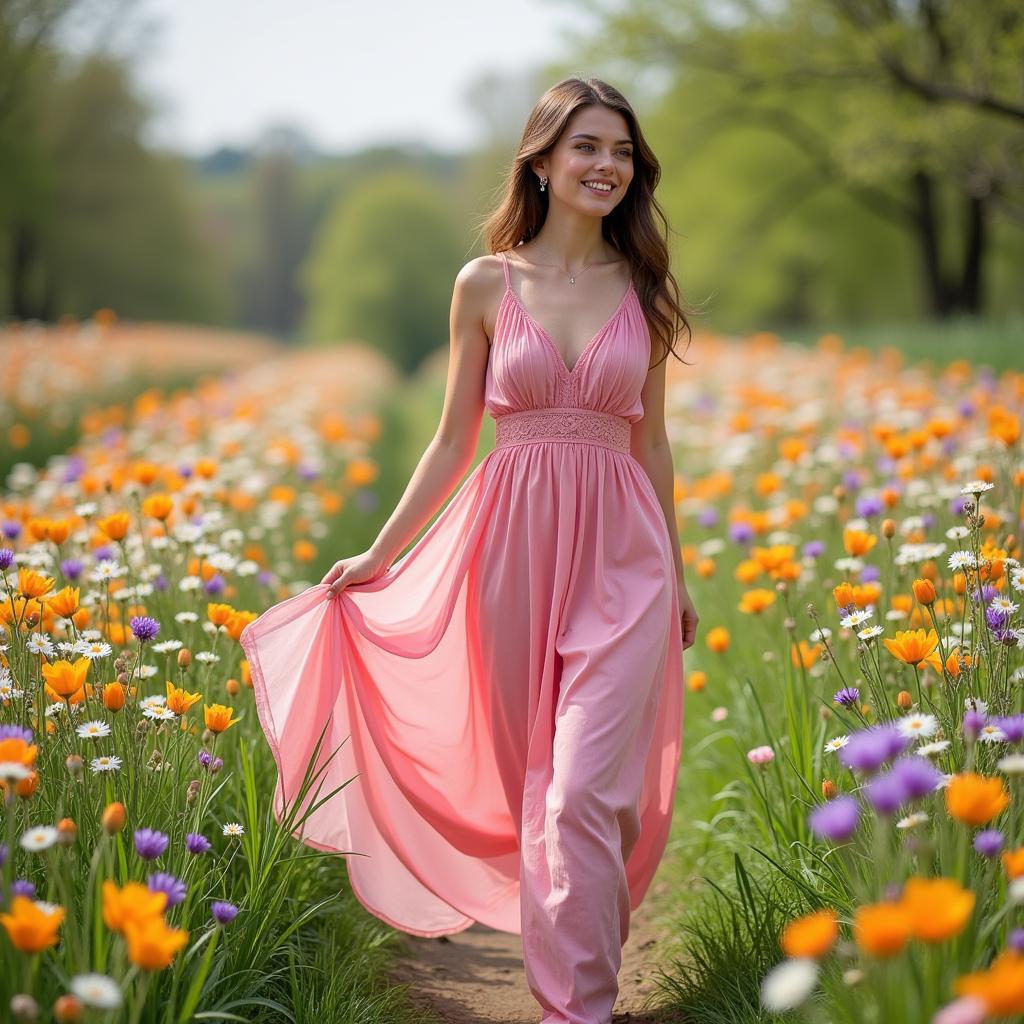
[[239, 249, 685, 1024]]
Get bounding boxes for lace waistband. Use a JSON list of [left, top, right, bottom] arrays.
[[493, 408, 632, 453]]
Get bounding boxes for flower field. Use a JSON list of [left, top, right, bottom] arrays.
[[657, 330, 1024, 1022], [0, 335, 426, 1022]]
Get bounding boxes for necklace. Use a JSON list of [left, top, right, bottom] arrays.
[[511, 253, 614, 285]]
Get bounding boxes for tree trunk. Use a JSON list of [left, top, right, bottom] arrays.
[[910, 170, 955, 318], [958, 193, 986, 315]]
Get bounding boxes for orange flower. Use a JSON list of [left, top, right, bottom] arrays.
[[203, 703, 241, 734], [41, 658, 90, 700], [165, 681, 202, 715], [0, 736, 38, 770], [0, 895, 65, 952], [1001, 847, 1024, 880], [954, 949, 1024, 1015], [46, 586, 81, 619], [123, 915, 189, 970], [912, 579, 937, 606], [706, 627, 730, 653], [686, 671, 707, 693], [103, 682, 126, 712], [141, 493, 174, 520], [17, 568, 54, 599], [97, 512, 130, 541], [882, 628, 942, 672], [738, 589, 776, 614], [790, 641, 822, 669], [780, 908, 839, 959], [853, 902, 911, 957], [945, 773, 1011, 827], [843, 528, 878, 557], [899, 877, 974, 942], [102, 881, 167, 934]]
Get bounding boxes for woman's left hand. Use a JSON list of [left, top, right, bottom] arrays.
[[678, 579, 699, 651]]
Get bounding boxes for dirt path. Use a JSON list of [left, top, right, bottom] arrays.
[[387, 872, 684, 1024]]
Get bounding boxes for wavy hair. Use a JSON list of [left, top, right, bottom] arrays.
[[477, 76, 698, 368]]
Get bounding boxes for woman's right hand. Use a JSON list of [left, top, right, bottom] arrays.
[[321, 550, 391, 597]]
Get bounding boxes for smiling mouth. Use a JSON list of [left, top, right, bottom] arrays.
[[582, 181, 615, 195]]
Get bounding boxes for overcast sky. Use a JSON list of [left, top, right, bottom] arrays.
[[128, 0, 591, 156]]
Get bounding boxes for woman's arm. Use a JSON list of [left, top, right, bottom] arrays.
[[367, 258, 496, 567]]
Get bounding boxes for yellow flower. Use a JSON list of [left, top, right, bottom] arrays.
[[102, 881, 167, 934], [165, 681, 202, 716], [883, 628, 942, 672], [738, 589, 776, 614], [123, 914, 189, 970], [41, 658, 91, 700], [204, 703, 241, 734], [945, 773, 1011, 827], [780, 908, 839, 959], [899, 877, 974, 942], [0, 895, 65, 952]]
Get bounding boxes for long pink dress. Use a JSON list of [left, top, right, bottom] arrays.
[[239, 249, 685, 1024]]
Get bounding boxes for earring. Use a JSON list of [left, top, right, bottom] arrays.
[[539, 175, 548, 192]]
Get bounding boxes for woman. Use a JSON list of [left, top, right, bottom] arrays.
[[240, 75, 700, 1024]]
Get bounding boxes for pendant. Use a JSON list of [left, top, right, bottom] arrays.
[[569, 276, 575, 284]]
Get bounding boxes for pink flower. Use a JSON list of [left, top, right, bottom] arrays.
[[747, 745, 775, 765], [711, 707, 729, 722], [931, 997, 987, 1024]]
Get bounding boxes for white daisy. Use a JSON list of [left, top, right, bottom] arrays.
[[89, 755, 123, 773], [824, 736, 849, 753], [25, 633, 56, 657], [809, 628, 832, 643], [857, 625, 885, 640], [897, 714, 938, 740], [960, 480, 994, 495], [990, 597, 1018, 615], [195, 651, 220, 664], [19, 825, 59, 852], [964, 696, 988, 715], [1010, 877, 1024, 906], [222, 822, 245, 837], [979, 725, 1008, 744], [840, 609, 874, 629], [997, 754, 1024, 775], [916, 740, 951, 758], [70, 973, 123, 1009], [142, 705, 178, 721], [896, 811, 929, 830], [948, 551, 978, 572], [75, 720, 112, 740], [945, 526, 971, 540], [174, 611, 200, 624], [760, 958, 819, 1012], [152, 639, 184, 653], [79, 640, 114, 659], [138, 695, 167, 712]]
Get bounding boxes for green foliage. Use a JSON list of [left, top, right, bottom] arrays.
[[301, 172, 463, 372]]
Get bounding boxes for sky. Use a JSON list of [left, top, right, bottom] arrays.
[[125, 0, 592, 156]]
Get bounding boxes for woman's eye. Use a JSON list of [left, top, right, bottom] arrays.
[[577, 143, 633, 157]]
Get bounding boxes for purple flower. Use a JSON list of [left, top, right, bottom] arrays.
[[11, 879, 36, 899], [986, 605, 1010, 631], [148, 872, 187, 908], [834, 687, 860, 708], [60, 558, 84, 581], [889, 756, 943, 799], [842, 470, 863, 491], [838, 725, 909, 774], [809, 795, 860, 842], [185, 832, 212, 855], [197, 749, 213, 767], [257, 570, 273, 587], [0, 546, 14, 568], [697, 507, 719, 529], [92, 544, 115, 562], [802, 540, 825, 559], [995, 715, 1024, 744], [1008, 929, 1024, 952], [0, 724, 32, 743], [130, 616, 160, 643], [855, 494, 884, 518], [203, 575, 226, 596], [728, 521, 754, 545], [865, 771, 909, 814], [963, 711, 986, 740], [861, 565, 881, 584], [974, 830, 1004, 858], [134, 828, 169, 860], [211, 900, 239, 925]]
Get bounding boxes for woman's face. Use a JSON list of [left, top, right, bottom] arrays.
[[536, 104, 635, 215]]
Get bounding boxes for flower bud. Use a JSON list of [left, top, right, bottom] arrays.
[[10, 994, 39, 1022], [57, 818, 77, 847], [226, 677, 240, 696], [16, 771, 39, 800], [53, 995, 83, 1023], [103, 682, 126, 712], [177, 648, 192, 669], [65, 755, 83, 782], [116, 672, 129, 685], [897, 690, 913, 711], [186, 780, 201, 805], [881, 518, 896, 538], [775, 580, 787, 594], [102, 801, 126, 834], [912, 578, 936, 606], [821, 779, 837, 800]]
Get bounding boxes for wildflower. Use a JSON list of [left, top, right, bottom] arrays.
[[833, 687, 860, 708], [954, 949, 1024, 1015], [185, 832, 212, 855], [133, 828, 169, 860], [979, 723, 1008, 744], [101, 881, 167, 934], [1002, 847, 1024, 880], [963, 710, 986, 740], [19, 826, 58, 852], [897, 713, 938, 740], [900, 877, 975, 942], [222, 822, 245, 837], [824, 736, 849, 753], [90, 755, 123, 773], [0, 895, 65, 952], [858, 625, 885, 640], [780, 909, 839, 959], [931, 997, 988, 1024], [211, 900, 238, 925], [896, 811, 929, 830], [69, 974, 123, 1009], [747, 745, 774, 766], [945, 773, 1011, 827], [123, 915, 189, 970], [710, 706, 728, 722], [995, 715, 1024, 744], [853, 902, 911, 957], [883, 628, 942, 672], [960, 480, 994, 496], [147, 872, 187, 908], [974, 830, 1004, 858], [808, 795, 860, 843], [130, 616, 161, 643], [705, 626, 730, 653], [203, 703, 241, 734], [838, 725, 909, 774], [739, 589, 776, 614], [41, 657, 90, 701], [912, 579, 937, 605], [760, 958, 820, 1012], [997, 754, 1024, 775], [75, 720, 112, 740], [101, 802, 126, 833], [840, 609, 874, 629]]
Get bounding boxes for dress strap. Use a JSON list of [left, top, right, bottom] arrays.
[[497, 250, 511, 289]]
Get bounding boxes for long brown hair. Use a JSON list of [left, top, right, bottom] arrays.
[[477, 76, 697, 368]]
